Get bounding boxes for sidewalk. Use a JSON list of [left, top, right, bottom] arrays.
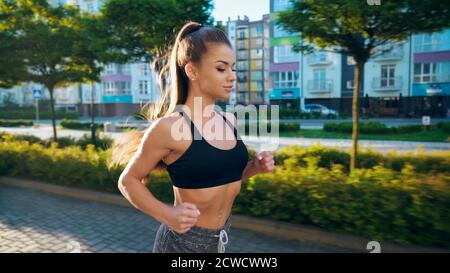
[[0, 183, 352, 253]]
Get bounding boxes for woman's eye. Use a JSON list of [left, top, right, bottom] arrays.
[[217, 68, 237, 72]]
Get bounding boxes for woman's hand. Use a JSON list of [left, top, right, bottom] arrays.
[[164, 202, 201, 234], [252, 151, 275, 174]]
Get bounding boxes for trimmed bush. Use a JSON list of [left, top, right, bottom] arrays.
[[437, 122, 450, 134], [323, 121, 447, 135], [60, 119, 104, 130], [0, 110, 78, 120], [324, 121, 450, 135], [237, 121, 300, 135], [0, 120, 33, 127], [234, 159, 450, 248], [1, 138, 449, 248], [0, 133, 113, 151], [274, 145, 450, 174]]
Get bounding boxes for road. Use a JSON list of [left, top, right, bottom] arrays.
[[1, 125, 449, 154]]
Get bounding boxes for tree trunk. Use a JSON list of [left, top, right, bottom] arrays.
[[350, 62, 363, 171], [48, 85, 58, 142]]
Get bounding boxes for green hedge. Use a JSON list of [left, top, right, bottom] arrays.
[[0, 133, 113, 151], [0, 119, 34, 127], [234, 159, 449, 248], [237, 121, 300, 135], [437, 122, 450, 134], [60, 119, 104, 130], [0, 138, 448, 248], [0, 110, 79, 120], [275, 145, 450, 174], [324, 121, 450, 134]]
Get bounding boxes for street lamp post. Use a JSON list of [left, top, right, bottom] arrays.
[[90, 83, 97, 147], [299, 33, 305, 112]]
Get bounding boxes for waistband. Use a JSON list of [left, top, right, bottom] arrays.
[[169, 215, 232, 245]]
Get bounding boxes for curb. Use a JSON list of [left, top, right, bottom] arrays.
[[1, 176, 448, 253]]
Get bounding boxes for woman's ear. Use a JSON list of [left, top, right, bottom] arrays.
[[184, 63, 198, 81]]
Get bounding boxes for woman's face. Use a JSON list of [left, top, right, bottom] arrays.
[[189, 42, 237, 101]]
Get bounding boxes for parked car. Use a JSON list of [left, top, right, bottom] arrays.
[[303, 104, 338, 116]]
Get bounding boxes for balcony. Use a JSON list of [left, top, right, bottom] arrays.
[[372, 77, 403, 91], [237, 75, 248, 82], [373, 47, 404, 61], [307, 54, 333, 66], [307, 79, 333, 93]]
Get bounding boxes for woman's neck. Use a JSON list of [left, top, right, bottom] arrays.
[[183, 92, 217, 120]]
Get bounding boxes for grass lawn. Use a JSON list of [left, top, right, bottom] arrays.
[[276, 129, 449, 142]]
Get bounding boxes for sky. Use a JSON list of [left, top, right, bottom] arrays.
[[212, 0, 270, 23]]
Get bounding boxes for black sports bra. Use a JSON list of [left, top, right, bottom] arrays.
[[165, 109, 249, 189]]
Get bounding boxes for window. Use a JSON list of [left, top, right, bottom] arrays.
[[237, 61, 249, 70], [312, 69, 326, 89], [346, 80, 354, 89], [251, 60, 263, 69], [237, 72, 247, 82], [139, 64, 150, 76], [251, 81, 263, 91], [251, 49, 263, 59], [274, 45, 298, 63], [414, 62, 450, 83], [105, 64, 115, 74], [414, 30, 450, 52], [381, 64, 396, 87], [257, 92, 265, 100], [271, 71, 299, 88], [347, 56, 356, 65], [273, 24, 291, 38], [274, 0, 293, 12], [238, 30, 247, 39], [237, 83, 247, 91], [251, 26, 264, 37], [117, 64, 130, 75], [238, 50, 247, 59], [103, 81, 131, 95], [256, 26, 263, 35], [253, 38, 263, 46], [103, 82, 114, 94], [139, 80, 149, 95], [251, 71, 263, 81]]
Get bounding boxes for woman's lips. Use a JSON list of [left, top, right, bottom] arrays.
[[224, 85, 233, 91]]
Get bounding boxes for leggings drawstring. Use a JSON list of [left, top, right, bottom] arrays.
[[216, 229, 228, 253]]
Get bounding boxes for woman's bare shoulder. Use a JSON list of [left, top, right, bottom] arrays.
[[142, 112, 184, 147]]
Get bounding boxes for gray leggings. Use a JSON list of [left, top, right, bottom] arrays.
[[152, 216, 231, 253]]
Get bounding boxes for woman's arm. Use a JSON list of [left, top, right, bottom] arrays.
[[241, 161, 259, 181], [118, 117, 200, 233], [118, 118, 173, 224], [241, 151, 275, 181], [221, 112, 275, 181]]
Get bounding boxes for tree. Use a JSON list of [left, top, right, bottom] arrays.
[[277, 0, 450, 171], [0, 1, 27, 88], [96, 0, 215, 91], [5, 0, 102, 142]]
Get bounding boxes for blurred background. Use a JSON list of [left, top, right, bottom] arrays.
[[0, 0, 449, 253]]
